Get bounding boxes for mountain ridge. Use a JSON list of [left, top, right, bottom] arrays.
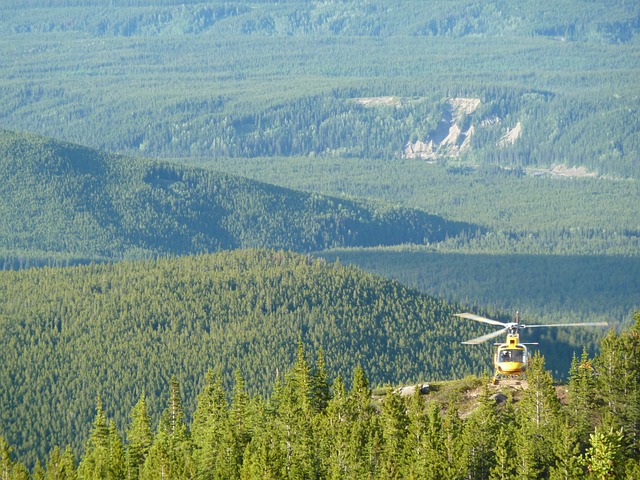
[[0, 129, 472, 268]]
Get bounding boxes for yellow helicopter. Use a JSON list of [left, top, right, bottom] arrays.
[[455, 312, 608, 383]]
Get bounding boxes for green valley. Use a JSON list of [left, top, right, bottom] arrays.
[[1, 1, 639, 177], [1, 0, 639, 476]]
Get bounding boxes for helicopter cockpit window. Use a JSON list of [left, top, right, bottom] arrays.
[[499, 349, 524, 363]]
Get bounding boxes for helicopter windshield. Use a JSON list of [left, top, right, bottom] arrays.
[[499, 349, 524, 363]]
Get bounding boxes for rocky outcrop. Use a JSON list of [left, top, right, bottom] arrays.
[[395, 383, 430, 396], [404, 97, 480, 159], [498, 122, 522, 147]]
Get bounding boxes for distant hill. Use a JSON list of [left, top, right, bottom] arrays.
[[0, 249, 491, 466], [0, 129, 470, 268], [1, 1, 638, 177]]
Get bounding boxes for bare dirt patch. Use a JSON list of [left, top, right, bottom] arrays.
[[528, 164, 598, 178], [498, 122, 522, 147], [355, 96, 400, 107]]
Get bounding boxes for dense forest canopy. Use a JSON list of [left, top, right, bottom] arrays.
[[320, 249, 640, 330], [0, 1, 639, 475], [0, 129, 636, 355], [0, 129, 470, 268], [0, 0, 638, 177], [0, 248, 508, 466], [196, 155, 640, 256], [1, 312, 639, 479]]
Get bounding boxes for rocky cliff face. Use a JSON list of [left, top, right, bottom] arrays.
[[404, 97, 481, 159]]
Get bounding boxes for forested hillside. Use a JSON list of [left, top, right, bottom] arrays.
[[203, 154, 640, 330], [320, 249, 640, 334], [200, 155, 640, 256], [0, 1, 638, 474], [0, 129, 467, 268], [2, 313, 639, 479], [1, 0, 638, 177], [0, 249, 503, 466]]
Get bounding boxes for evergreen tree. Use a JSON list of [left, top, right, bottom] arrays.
[[311, 347, 331, 414], [126, 394, 153, 480], [568, 350, 598, 450], [0, 436, 28, 480], [107, 423, 126, 480], [490, 426, 516, 480], [192, 369, 238, 480], [403, 387, 427, 478], [160, 377, 189, 444], [345, 365, 380, 479], [239, 410, 283, 480], [77, 396, 119, 480], [515, 353, 561, 479], [323, 373, 350, 480], [140, 430, 171, 480], [442, 403, 465, 479], [430, 401, 453, 480], [275, 341, 317, 479], [461, 385, 498, 480], [43, 446, 76, 480], [141, 378, 195, 480], [549, 418, 585, 480], [581, 426, 624, 480], [378, 390, 409, 479], [596, 313, 640, 458], [490, 391, 516, 480], [32, 461, 45, 480], [230, 370, 251, 456]]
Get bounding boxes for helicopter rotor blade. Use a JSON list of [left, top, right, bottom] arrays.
[[462, 327, 509, 345], [522, 322, 609, 329], [454, 313, 508, 327]]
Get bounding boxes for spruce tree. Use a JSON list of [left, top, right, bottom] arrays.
[[275, 341, 316, 479], [44, 446, 76, 480], [442, 403, 465, 479], [311, 347, 331, 414], [490, 391, 516, 480], [417, 401, 450, 480], [107, 423, 126, 480], [515, 353, 561, 479], [160, 377, 189, 444], [403, 387, 427, 478], [77, 396, 114, 480], [191, 369, 237, 480], [490, 426, 516, 480], [126, 394, 153, 480], [140, 430, 171, 480], [32, 461, 45, 480], [323, 373, 350, 480], [230, 370, 251, 456], [0, 436, 28, 480], [239, 411, 283, 480], [581, 427, 624, 480], [548, 418, 585, 480], [345, 365, 380, 479], [142, 378, 195, 480], [568, 350, 598, 450], [461, 385, 498, 480], [596, 314, 640, 458], [378, 390, 409, 479]]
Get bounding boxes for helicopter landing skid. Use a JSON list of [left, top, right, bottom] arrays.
[[491, 373, 526, 387]]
